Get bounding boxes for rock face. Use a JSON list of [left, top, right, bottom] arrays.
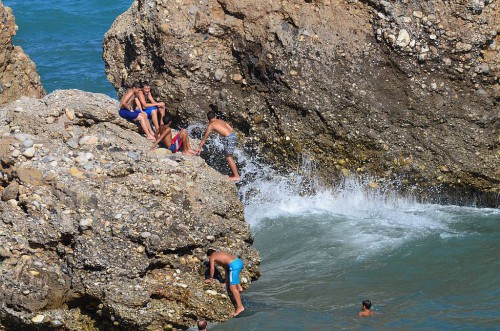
[[0, 0, 45, 106], [0, 90, 260, 330], [104, 0, 499, 207]]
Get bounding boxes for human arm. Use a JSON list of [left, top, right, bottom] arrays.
[[204, 256, 216, 283], [224, 265, 230, 286], [139, 91, 163, 108], [150, 127, 170, 151], [196, 124, 213, 155], [134, 97, 144, 113], [119, 91, 133, 110]]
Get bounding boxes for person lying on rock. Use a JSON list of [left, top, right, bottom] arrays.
[[150, 114, 195, 155], [137, 80, 165, 135], [118, 82, 155, 141], [196, 110, 240, 181], [204, 249, 245, 317]]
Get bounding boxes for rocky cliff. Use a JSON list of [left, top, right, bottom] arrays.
[[104, 0, 499, 207], [0, 90, 260, 330], [0, 0, 45, 106]]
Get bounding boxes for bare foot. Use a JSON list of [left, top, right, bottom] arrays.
[[228, 175, 240, 182], [183, 149, 196, 156], [233, 307, 245, 317], [146, 135, 155, 141]]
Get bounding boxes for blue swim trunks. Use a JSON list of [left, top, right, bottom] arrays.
[[119, 108, 141, 120], [143, 106, 157, 118], [228, 258, 244, 285]]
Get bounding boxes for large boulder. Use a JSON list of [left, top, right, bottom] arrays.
[[103, 0, 499, 207], [0, 0, 45, 106], [0, 90, 260, 330]]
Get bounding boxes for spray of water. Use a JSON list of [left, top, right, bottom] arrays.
[[189, 124, 499, 259]]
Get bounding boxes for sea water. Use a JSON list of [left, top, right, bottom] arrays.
[[6, 1, 500, 330], [212, 160, 500, 330], [4, 0, 131, 97]]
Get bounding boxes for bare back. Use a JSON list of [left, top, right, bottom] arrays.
[[119, 89, 137, 110], [210, 118, 234, 137], [211, 251, 237, 266]]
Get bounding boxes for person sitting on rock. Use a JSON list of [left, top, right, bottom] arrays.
[[118, 82, 155, 140], [137, 80, 166, 135], [204, 249, 245, 317], [150, 114, 195, 155]]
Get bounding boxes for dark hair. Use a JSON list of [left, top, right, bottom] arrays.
[[141, 80, 150, 87], [197, 320, 207, 330], [206, 249, 216, 256], [207, 110, 216, 121], [132, 82, 141, 89], [162, 115, 172, 125], [362, 299, 372, 310]]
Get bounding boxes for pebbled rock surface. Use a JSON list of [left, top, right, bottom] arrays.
[[0, 90, 260, 330], [0, 0, 45, 106], [104, 0, 499, 207]]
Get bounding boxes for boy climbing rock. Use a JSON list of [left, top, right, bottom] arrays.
[[196, 110, 240, 181], [204, 249, 245, 316]]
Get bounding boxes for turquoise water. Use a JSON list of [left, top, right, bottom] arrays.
[[4, 0, 131, 97], [213, 173, 500, 330], [5, 2, 500, 330]]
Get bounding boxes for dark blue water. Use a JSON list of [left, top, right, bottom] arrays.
[[4, 0, 131, 97], [5, 1, 500, 330]]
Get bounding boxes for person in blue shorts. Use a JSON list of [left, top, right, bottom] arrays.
[[204, 249, 245, 316], [137, 81, 166, 135], [150, 114, 195, 155], [118, 82, 155, 140]]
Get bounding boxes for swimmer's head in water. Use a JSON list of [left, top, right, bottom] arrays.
[[362, 299, 372, 310]]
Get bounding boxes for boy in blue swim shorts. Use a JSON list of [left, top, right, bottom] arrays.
[[204, 249, 245, 316], [118, 82, 155, 140], [137, 81, 166, 135]]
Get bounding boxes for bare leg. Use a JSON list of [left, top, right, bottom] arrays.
[[159, 104, 165, 118], [136, 113, 155, 140], [237, 284, 243, 292], [151, 109, 160, 134], [180, 129, 195, 155], [226, 155, 240, 181], [229, 284, 244, 316]]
